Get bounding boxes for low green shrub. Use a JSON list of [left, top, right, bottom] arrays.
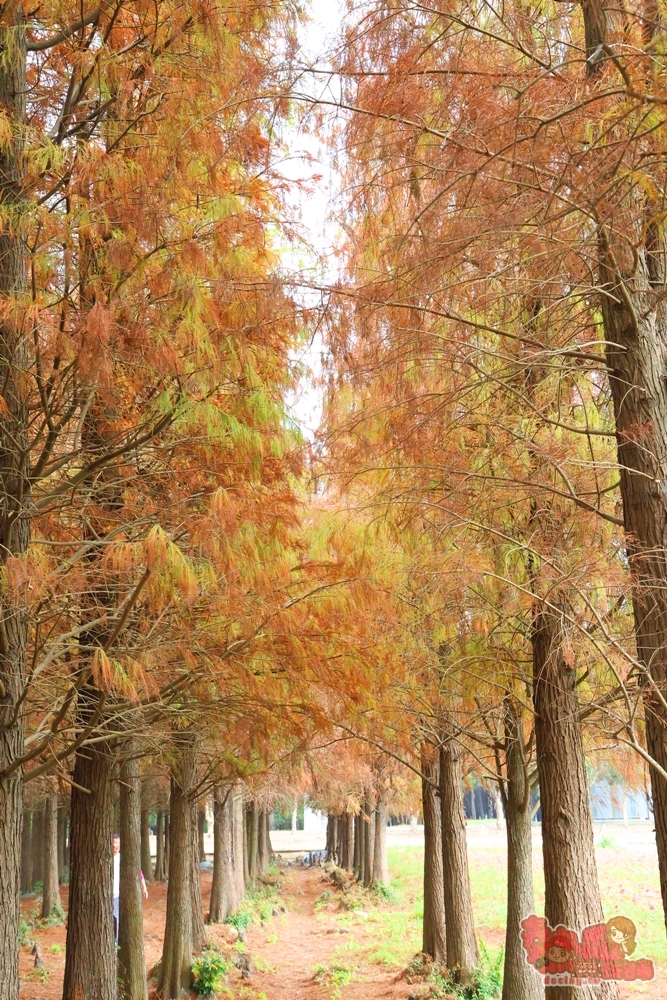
[[191, 953, 231, 996]]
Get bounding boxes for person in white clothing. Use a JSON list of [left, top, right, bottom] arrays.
[[112, 833, 148, 945]]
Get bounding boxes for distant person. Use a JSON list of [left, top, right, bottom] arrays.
[[112, 833, 149, 945]]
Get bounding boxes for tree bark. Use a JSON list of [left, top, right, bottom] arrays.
[[533, 606, 617, 1000], [232, 784, 245, 907], [155, 810, 165, 881], [242, 806, 250, 885], [208, 785, 234, 922], [164, 810, 170, 879], [191, 800, 206, 954], [41, 792, 61, 919], [440, 741, 478, 983], [372, 797, 389, 885], [198, 805, 206, 863], [0, 10, 29, 997], [21, 809, 33, 893], [62, 729, 116, 1000], [119, 742, 148, 1000], [140, 808, 153, 885], [32, 807, 44, 888], [502, 701, 542, 1000], [353, 812, 362, 878], [362, 795, 375, 888], [158, 747, 195, 998], [57, 804, 68, 884], [422, 751, 446, 963], [602, 284, 667, 927], [342, 812, 354, 871], [258, 808, 270, 874], [248, 801, 259, 882]]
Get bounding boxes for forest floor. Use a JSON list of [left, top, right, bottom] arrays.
[[18, 822, 667, 1000]]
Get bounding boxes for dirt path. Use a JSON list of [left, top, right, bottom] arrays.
[[19, 867, 413, 1000], [238, 866, 410, 1000]]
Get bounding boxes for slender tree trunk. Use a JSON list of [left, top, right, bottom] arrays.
[[198, 805, 206, 863], [41, 792, 61, 919], [158, 747, 195, 998], [191, 801, 206, 954], [208, 785, 234, 922], [155, 810, 165, 881], [362, 795, 375, 888], [21, 809, 33, 893], [372, 797, 389, 885], [119, 742, 148, 1000], [291, 799, 297, 835], [140, 808, 153, 884], [242, 806, 250, 885], [440, 741, 478, 983], [164, 810, 170, 878], [343, 812, 354, 871], [57, 804, 67, 884], [62, 727, 116, 1000], [502, 701, 542, 1000], [232, 785, 245, 908], [0, 12, 29, 997], [353, 813, 362, 878], [258, 808, 270, 873], [469, 787, 477, 821], [32, 807, 44, 887], [422, 751, 446, 963], [533, 606, 617, 1000], [248, 801, 259, 882]]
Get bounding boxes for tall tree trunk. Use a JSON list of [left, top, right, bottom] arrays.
[[208, 785, 234, 923], [291, 799, 297, 835], [140, 808, 153, 885], [41, 792, 61, 918], [353, 813, 361, 878], [440, 741, 478, 984], [32, 807, 44, 887], [258, 808, 270, 873], [502, 701, 541, 1000], [62, 727, 116, 1000], [158, 747, 195, 998], [198, 805, 206, 863], [191, 801, 206, 954], [232, 784, 245, 908], [469, 786, 477, 821], [119, 741, 148, 1000], [533, 606, 617, 1000], [164, 810, 170, 879], [422, 750, 446, 963], [248, 801, 259, 882], [0, 11, 29, 997], [57, 804, 68, 884], [155, 810, 165, 881], [242, 806, 250, 885], [21, 809, 33, 893], [362, 795, 375, 888], [372, 797, 389, 885], [342, 812, 354, 871]]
